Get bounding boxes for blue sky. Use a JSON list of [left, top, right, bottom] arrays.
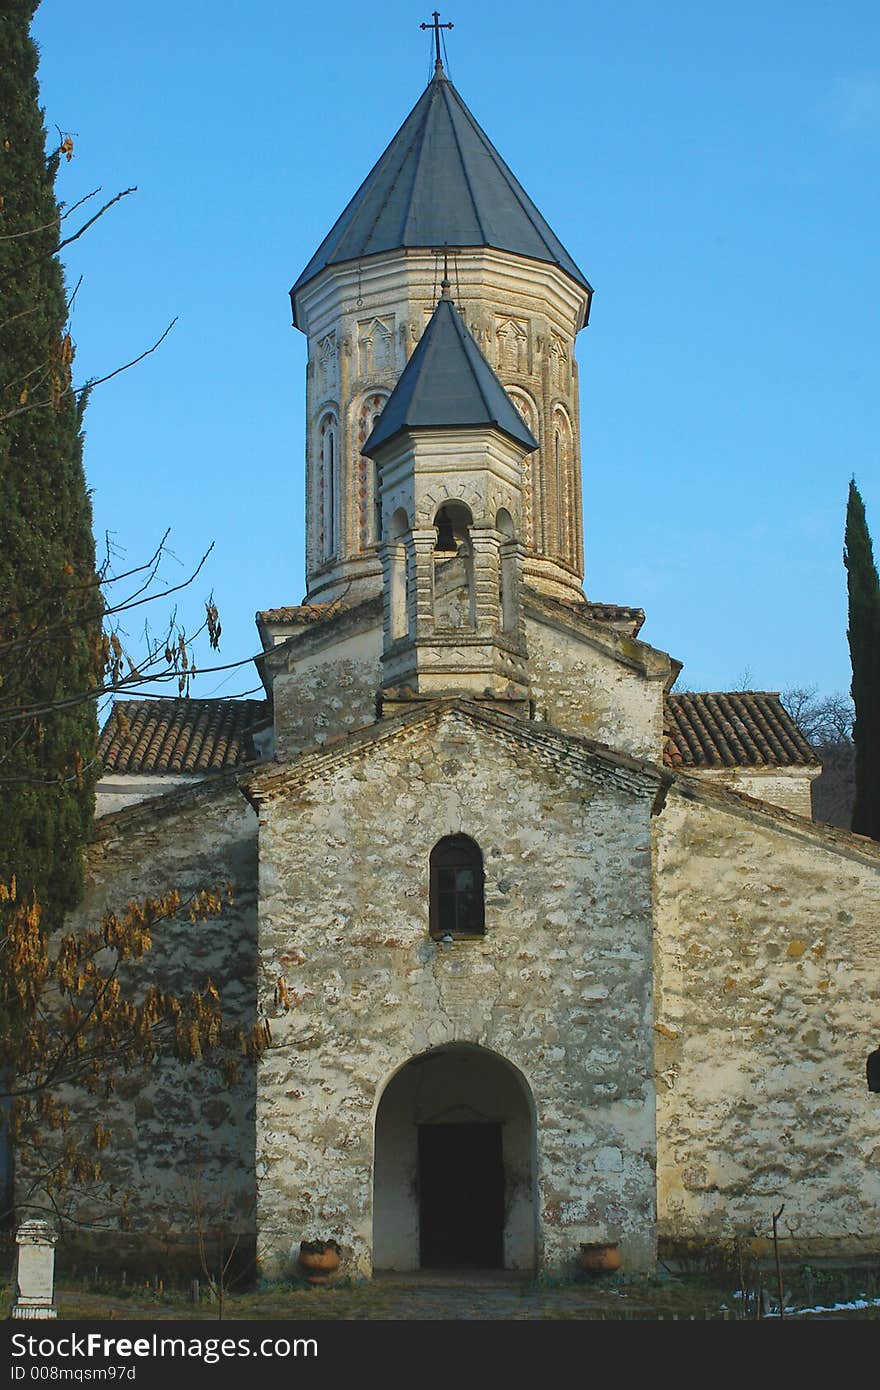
[[31, 0, 879, 703]]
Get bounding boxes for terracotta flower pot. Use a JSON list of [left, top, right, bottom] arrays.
[[579, 1241, 622, 1275], [298, 1239, 341, 1285]]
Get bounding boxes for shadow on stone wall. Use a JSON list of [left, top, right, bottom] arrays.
[[811, 742, 855, 831]]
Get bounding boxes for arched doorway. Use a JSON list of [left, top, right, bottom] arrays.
[[372, 1044, 537, 1272]]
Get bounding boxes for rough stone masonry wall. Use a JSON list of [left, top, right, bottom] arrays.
[[654, 784, 880, 1257], [526, 614, 667, 761], [692, 768, 816, 819], [272, 624, 382, 758], [21, 781, 259, 1274], [254, 707, 660, 1278]]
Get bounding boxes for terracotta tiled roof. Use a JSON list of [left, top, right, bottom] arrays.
[[98, 699, 271, 775], [664, 692, 819, 770], [100, 690, 814, 777]]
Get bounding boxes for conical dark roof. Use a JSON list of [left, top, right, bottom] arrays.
[[290, 68, 591, 323], [362, 288, 539, 456]]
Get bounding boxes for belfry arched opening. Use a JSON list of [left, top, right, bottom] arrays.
[[372, 1044, 537, 1272]]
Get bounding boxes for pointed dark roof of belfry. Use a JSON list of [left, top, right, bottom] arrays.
[[362, 284, 539, 456], [290, 65, 591, 323]]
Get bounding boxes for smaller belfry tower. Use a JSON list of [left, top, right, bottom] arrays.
[[289, 38, 592, 610], [362, 278, 537, 711]]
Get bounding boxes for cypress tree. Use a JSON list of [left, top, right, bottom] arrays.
[[844, 479, 880, 840], [0, 1, 100, 930]]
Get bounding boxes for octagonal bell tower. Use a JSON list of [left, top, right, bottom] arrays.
[[290, 54, 593, 610]]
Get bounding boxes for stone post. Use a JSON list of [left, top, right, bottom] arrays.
[[469, 527, 501, 632], [380, 540, 409, 644], [499, 537, 526, 637], [409, 529, 437, 637], [11, 1219, 58, 1320]]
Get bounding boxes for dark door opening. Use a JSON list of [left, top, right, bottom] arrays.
[[418, 1122, 504, 1268]]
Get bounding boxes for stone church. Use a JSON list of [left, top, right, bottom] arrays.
[[54, 47, 879, 1277]]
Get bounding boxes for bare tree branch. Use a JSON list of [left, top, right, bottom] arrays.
[[781, 686, 854, 746], [0, 655, 263, 726], [0, 530, 173, 628], [0, 318, 177, 424], [55, 187, 137, 255], [74, 317, 177, 395], [0, 186, 101, 241], [0, 187, 137, 288]]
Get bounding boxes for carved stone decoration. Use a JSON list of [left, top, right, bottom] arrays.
[[317, 333, 338, 396], [549, 333, 569, 389], [496, 316, 529, 375], [358, 317, 395, 378]]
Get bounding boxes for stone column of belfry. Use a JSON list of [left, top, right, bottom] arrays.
[[410, 529, 437, 635], [469, 527, 502, 631], [380, 539, 409, 642], [499, 536, 526, 636]]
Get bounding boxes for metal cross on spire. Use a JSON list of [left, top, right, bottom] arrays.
[[420, 11, 453, 72]]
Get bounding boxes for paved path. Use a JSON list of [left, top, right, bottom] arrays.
[[48, 1276, 725, 1321]]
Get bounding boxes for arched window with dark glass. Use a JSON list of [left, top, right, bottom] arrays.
[[318, 411, 339, 562], [357, 392, 388, 547], [430, 835, 485, 938]]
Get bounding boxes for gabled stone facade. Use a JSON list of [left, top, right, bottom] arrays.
[[250, 702, 662, 1275]]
